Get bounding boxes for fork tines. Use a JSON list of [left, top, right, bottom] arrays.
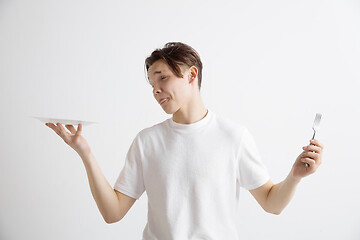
[[312, 113, 322, 130]]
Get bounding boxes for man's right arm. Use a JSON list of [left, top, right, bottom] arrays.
[[81, 152, 136, 224]]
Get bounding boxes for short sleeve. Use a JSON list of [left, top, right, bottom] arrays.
[[113, 133, 145, 200], [237, 127, 270, 190]]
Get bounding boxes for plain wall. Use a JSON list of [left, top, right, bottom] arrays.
[[1, 0, 359, 239]]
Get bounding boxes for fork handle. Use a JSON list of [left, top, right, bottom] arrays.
[[305, 130, 316, 167]]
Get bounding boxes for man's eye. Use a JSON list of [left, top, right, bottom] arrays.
[[161, 76, 166, 80]]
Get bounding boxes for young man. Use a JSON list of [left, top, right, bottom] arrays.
[[46, 42, 324, 239]]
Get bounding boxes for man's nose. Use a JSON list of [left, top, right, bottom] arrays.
[[153, 83, 161, 94]]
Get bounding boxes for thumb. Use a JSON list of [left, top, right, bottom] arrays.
[[76, 123, 83, 136]]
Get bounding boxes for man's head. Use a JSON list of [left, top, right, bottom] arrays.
[[145, 42, 203, 114]]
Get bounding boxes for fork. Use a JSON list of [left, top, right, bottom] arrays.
[[305, 113, 322, 167]]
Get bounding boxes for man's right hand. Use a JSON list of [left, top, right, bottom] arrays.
[[45, 123, 91, 159]]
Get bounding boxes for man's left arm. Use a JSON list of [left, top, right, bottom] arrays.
[[249, 139, 324, 215]]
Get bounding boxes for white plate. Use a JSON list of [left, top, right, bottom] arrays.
[[31, 116, 98, 126]]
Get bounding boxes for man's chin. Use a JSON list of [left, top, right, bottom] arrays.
[[163, 109, 174, 115], [163, 106, 179, 115]]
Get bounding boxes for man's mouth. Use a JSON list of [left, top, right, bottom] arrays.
[[159, 98, 169, 104]]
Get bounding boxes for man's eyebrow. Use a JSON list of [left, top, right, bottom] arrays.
[[148, 70, 165, 82]]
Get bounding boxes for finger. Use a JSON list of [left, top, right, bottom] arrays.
[[46, 123, 62, 136], [65, 125, 76, 134], [46, 122, 55, 128], [310, 139, 324, 149], [75, 123, 82, 136], [302, 151, 319, 160], [303, 144, 322, 153], [301, 157, 316, 166], [56, 123, 70, 138]]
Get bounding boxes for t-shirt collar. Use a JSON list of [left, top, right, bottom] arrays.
[[167, 109, 213, 132]]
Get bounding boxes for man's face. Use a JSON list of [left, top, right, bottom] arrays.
[[148, 59, 194, 114]]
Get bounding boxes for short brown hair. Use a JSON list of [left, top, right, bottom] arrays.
[[144, 42, 203, 91]]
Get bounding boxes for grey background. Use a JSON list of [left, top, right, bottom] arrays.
[[1, 0, 359, 239]]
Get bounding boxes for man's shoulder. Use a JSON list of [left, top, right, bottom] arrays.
[[213, 112, 246, 135], [135, 118, 169, 140]]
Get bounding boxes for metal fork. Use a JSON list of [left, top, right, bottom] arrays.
[[305, 113, 322, 167]]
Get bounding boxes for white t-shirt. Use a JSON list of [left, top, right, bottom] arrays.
[[113, 109, 270, 240]]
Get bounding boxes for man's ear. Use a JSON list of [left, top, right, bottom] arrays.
[[188, 74, 195, 86], [188, 66, 197, 84]]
